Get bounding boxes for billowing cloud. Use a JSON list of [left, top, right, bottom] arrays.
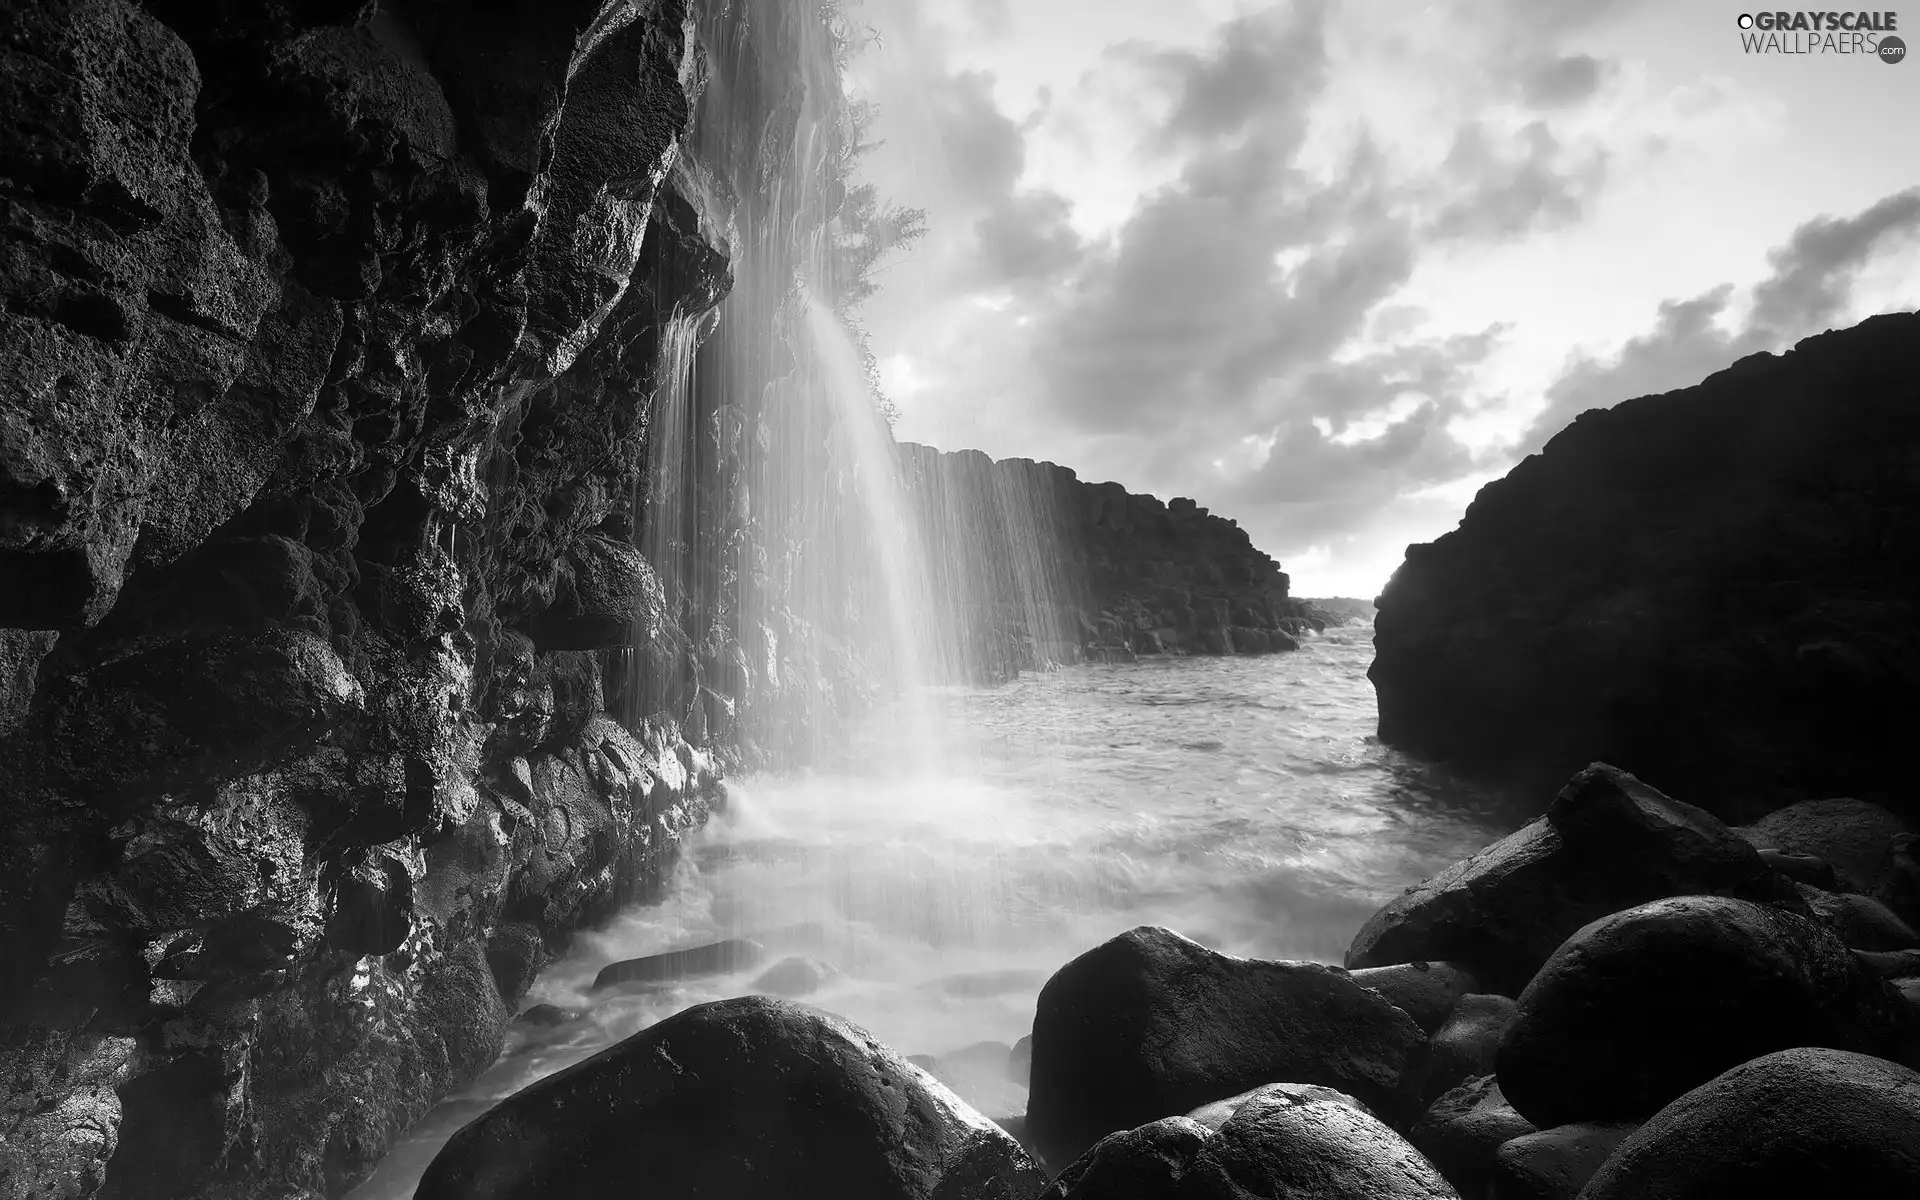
[[1520, 188, 1920, 451], [1747, 188, 1920, 339], [851, 0, 1920, 594], [1429, 120, 1608, 239], [1521, 53, 1607, 108], [919, 68, 1085, 290]]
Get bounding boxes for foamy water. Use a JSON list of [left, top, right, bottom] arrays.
[[349, 625, 1518, 1196]]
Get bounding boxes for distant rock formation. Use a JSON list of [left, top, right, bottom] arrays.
[[1370, 312, 1920, 822], [899, 445, 1328, 677], [1304, 597, 1377, 624]]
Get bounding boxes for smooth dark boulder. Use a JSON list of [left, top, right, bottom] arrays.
[[1421, 993, 1516, 1104], [1496, 895, 1906, 1128], [1488, 1122, 1635, 1200], [1347, 764, 1800, 993], [1798, 883, 1920, 951], [1407, 1076, 1536, 1199], [1039, 1084, 1458, 1200], [1580, 1048, 1920, 1199], [1027, 926, 1429, 1168], [591, 937, 764, 991], [1348, 961, 1484, 1034], [415, 996, 1045, 1200], [1742, 798, 1911, 901]]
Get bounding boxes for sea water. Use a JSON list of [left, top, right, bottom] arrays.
[[348, 625, 1518, 1197]]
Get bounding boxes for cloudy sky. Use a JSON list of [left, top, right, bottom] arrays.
[[840, 0, 1920, 597]]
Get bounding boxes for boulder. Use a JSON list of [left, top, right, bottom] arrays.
[[1496, 895, 1906, 1128], [1579, 1048, 1920, 1198], [1035, 1117, 1209, 1199], [591, 937, 764, 991], [1797, 883, 1920, 951], [1488, 1122, 1636, 1200], [1347, 764, 1801, 994], [1348, 961, 1484, 1034], [1741, 798, 1911, 902], [1027, 927, 1429, 1168], [1422, 993, 1517, 1105], [512, 1004, 581, 1029], [1407, 1076, 1536, 1199], [1039, 1085, 1458, 1200], [414, 997, 1045, 1200]]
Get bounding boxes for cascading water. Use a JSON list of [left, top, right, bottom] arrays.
[[348, 5, 1514, 1194]]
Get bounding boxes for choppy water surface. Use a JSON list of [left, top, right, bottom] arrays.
[[352, 626, 1519, 1196]]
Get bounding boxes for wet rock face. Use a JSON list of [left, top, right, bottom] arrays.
[[414, 996, 1047, 1200], [1026, 925, 1430, 1170], [1369, 312, 1920, 823], [0, 1, 739, 1196]]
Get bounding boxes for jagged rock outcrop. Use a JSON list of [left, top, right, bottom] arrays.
[[1370, 313, 1920, 822], [900, 444, 1329, 677], [0, 1, 822, 1195]]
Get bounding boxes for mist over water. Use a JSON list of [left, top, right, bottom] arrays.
[[350, 7, 1517, 1195], [350, 629, 1516, 1198]]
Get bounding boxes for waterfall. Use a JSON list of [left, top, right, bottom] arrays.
[[624, 0, 1080, 772]]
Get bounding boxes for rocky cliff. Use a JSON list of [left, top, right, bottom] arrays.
[[900, 444, 1328, 677], [0, 1, 822, 1195], [1371, 312, 1920, 822]]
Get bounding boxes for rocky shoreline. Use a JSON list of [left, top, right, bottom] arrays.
[[408, 762, 1920, 1197]]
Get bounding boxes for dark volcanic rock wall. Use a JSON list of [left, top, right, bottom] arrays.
[[1371, 312, 1920, 822], [901, 444, 1327, 677], [0, 1, 762, 1195]]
